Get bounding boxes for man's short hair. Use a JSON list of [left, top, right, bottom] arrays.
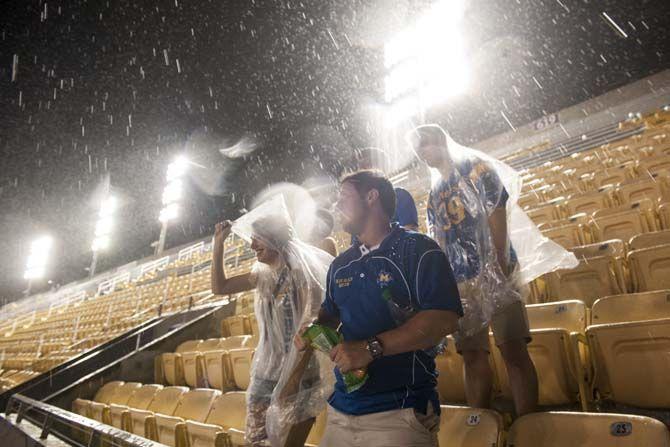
[[406, 124, 448, 151], [340, 170, 396, 219]]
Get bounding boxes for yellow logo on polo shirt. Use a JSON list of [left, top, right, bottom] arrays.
[[336, 277, 353, 288]]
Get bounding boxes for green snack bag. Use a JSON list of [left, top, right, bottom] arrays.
[[303, 322, 369, 393]]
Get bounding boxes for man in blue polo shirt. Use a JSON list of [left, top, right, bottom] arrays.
[[355, 147, 419, 231], [295, 170, 462, 447]]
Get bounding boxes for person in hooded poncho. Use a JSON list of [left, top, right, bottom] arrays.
[[211, 197, 334, 447], [406, 124, 577, 416]]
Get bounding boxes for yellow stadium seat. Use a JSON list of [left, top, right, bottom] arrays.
[[154, 388, 220, 447], [587, 317, 670, 408], [659, 202, 670, 229], [629, 244, 670, 292], [544, 255, 627, 307], [570, 239, 625, 260], [616, 176, 669, 205], [637, 155, 670, 177], [630, 229, 670, 250], [88, 382, 141, 423], [71, 380, 125, 419], [435, 336, 469, 404], [305, 409, 327, 447], [564, 188, 615, 216], [185, 391, 247, 447], [507, 411, 670, 446], [526, 201, 563, 226], [109, 384, 162, 430], [541, 222, 586, 249], [127, 386, 189, 439], [229, 348, 254, 390], [203, 336, 252, 390], [590, 165, 631, 189], [490, 300, 589, 408], [181, 339, 225, 388], [248, 313, 259, 336], [591, 290, 670, 325], [590, 199, 657, 243], [436, 405, 503, 447], [161, 340, 202, 385], [223, 315, 250, 337]]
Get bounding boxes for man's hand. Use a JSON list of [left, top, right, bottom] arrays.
[[293, 324, 312, 352], [330, 340, 373, 373], [214, 221, 233, 250]]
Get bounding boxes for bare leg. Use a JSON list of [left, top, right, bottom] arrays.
[[498, 339, 538, 416], [461, 349, 493, 408]]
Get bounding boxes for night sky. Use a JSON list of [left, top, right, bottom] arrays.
[[1, 0, 668, 301]]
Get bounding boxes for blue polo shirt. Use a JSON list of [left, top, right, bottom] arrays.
[[427, 156, 518, 282], [322, 225, 463, 416]]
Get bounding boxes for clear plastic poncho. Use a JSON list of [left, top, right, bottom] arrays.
[[406, 124, 578, 336], [231, 195, 335, 447]]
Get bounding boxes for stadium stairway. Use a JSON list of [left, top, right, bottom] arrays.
[[0, 298, 237, 419]]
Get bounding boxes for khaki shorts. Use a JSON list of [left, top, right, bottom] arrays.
[[454, 298, 531, 353], [319, 404, 439, 447]]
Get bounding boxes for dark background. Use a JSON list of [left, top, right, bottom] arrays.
[[1, 0, 668, 300]]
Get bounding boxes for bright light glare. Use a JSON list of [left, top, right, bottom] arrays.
[[383, 0, 468, 121], [99, 196, 117, 217], [92, 235, 111, 252], [166, 156, 189, 181], [24, 236, 53, 279], [162, 179, 183, 205], [95, 216, 113, 237], [159, 203, 179, 223]]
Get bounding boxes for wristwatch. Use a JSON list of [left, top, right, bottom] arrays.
[[366, 336, 384, 360]]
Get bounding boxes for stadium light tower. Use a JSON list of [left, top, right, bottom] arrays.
[[24, 235, 53, 296], [156, 156, 188, 255], [383, 0, 468, 127], [89, 195, 117, 278]]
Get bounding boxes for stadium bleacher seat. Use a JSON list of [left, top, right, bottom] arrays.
[[616, 176, 670, 205], [228, 348, 254, 390], [490, 300, 589, 409], [222, 315, 250, 337], [541, 221, 586, 249], [507, 412, 670, 446], [305, 409, 327, 447], [630, 229, 670, 250], [564, 188, 615, 216], [587, 301, 670, 408], [437, 405, 503, 447], [591, 290, 670, 325], [629, 243, 670, 292], [544, 254, 627, 307], [203, 335, 253, 391], [590, 199, 657, 243], [160, 340, 202, 386], [72, 380, 125, 419], [435, 335, 469, 404], [570, 239, 624, 260], [88, 381, 142, 423], [154, 388, 220, 447], [181, 338, 224, 388], [185, 391, 247, 447], [127, 386, 189, 438], [108, 383, 163, 430]]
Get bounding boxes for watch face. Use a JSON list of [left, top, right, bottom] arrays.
[[368, 339, 383, 358]]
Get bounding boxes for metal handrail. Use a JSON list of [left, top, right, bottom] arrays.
[[5, 393, 165, 447]]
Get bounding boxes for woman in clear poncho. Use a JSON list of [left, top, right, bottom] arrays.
[[211, 197, 334, 446]]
